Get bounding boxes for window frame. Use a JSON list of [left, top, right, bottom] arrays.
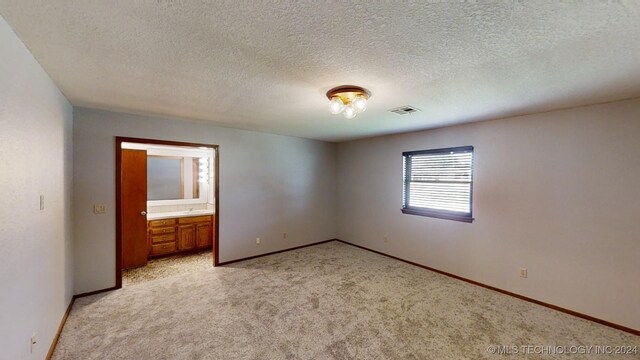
[[401, 145, 474, 223]]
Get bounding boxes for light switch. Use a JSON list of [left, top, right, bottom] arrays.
[[39, 195, 44, 210], [93, 204, 106, 214]]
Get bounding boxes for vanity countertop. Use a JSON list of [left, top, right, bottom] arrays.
[[147, 209, 214, 221]]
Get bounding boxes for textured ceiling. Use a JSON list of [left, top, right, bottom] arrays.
[[1, 1, 640, 142]]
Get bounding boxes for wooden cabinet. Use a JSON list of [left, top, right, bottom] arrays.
[[148, 219, 177, 257], [178, 225, 196, 250], [149, 218, 177, 227], [196, 223, 212, 248], [147, 215, 213, 258], [150, 241, 177, 256]]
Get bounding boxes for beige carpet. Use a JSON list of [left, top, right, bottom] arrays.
[[122, 250, 213, 287], [54, 241, 638, 359]]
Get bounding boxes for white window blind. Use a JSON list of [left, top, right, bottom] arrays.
[[402, 146, 474, 222]]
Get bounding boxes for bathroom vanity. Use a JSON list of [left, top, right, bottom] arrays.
[[147, 213, 214, 257]]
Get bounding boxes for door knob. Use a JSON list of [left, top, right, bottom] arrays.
[[141, 211, 147, 216]]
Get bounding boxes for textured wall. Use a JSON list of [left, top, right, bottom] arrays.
[[337, 98, 640, 330], [73, 108, 338, 294], [0, 16, 74, 359]]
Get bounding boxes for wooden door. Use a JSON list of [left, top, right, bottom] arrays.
[[179, 224, 196, 250], [121, 149, 148, 269], [196, 223, 212, 248]]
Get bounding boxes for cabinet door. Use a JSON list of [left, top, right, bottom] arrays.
[[178, 224, 196, 250], [196, 223, 212, 248]]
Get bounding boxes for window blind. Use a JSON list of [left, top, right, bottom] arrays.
[[402, 146, 474, 222]]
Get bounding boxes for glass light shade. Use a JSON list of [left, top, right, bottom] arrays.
[[343, 104, 358, 119], [199, 169, 209, 183], [353, 95, 367, 112], [198, 159, 209, 175], [329, 97, 345, 114]]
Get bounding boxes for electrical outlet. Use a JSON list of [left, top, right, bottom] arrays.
[[519, 268, 528, 278], [283, 232, 287, 239], [39, 195, 44, 210], [93, 204, 106, 214], [30, 333, 37, 353], [256, 237, 261, 244]]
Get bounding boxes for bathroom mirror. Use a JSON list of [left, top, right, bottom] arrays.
[[147, 156, 200, 201]]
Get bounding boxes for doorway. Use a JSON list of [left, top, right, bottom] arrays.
[[115, 137, 219, 288]]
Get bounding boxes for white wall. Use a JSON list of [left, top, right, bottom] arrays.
[[73, 108, 337, 294], [0, 16, 73, 359], [337, 98, 640, 330]]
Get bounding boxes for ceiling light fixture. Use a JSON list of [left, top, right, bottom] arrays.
[[326, 85, 371, 119]]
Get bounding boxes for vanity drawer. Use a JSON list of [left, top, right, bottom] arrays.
[[178, 215, 212, 224], [150, 226, 176, 235], [150, 233, 176, 244], [149, 219, 177, 227], [150, 242, 177, 256]]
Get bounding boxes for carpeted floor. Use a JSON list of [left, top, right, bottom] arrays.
[[53, 241, 638, 359], [122, 250, 213, 287]]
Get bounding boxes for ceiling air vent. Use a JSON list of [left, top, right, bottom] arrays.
[[388, 105, 420, 115]]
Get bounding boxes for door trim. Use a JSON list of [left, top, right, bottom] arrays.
[[115, 136, 220, 289]]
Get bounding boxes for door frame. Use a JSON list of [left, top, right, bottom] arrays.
[[115, 136, 220, 289]]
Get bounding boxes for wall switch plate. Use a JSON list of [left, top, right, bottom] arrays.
[[30, 333, 37, 353], [383, 235, 389, 243], [39, 195, 44, 210], [519, 268, 528, 278], [93, 204, 106, 214], [256, 237, 261, 244]]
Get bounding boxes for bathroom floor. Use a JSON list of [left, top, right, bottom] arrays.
[[122, 250, 213, 287]]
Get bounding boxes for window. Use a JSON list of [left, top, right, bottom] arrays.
[[402, 146, 474, 222]]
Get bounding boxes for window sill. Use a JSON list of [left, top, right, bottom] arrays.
[[401, 208, 474, 223]]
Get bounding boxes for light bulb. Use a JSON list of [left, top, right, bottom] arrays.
[[329, 97, 345, 114], [343, 104, 358, 119], [353, 95, 367, 112]]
